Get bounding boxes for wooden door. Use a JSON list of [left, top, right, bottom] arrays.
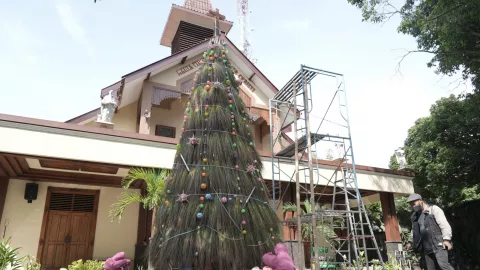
[[38, 188, 99, 270]]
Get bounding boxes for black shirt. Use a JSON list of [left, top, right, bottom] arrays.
[[418, 212, 433, 253]]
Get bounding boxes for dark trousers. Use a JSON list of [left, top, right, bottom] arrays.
[[424, 249, 454, 270]]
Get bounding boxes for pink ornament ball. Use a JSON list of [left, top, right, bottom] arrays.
[[207, 81, 211, 85], [200, 60, 204, 64], [258, 177, 262, 182], [231, 115, 234, 119], [184, 115, 188, 120], [205, 104, 209, 109], [196, 71, 200, 75], [210, 45, 214, 49], [242, 220, 247, 225], [235, 165, 239, 169], [221, 197, 228, 204]]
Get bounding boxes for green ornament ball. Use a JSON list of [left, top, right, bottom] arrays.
[[232, 122, 235, 126], [226, 80, 231, 85], [176, 144, 181, 149], [233, 143, 237, 148], [229, 104, 233, 109], [242, 230, 247, 235], [186, 108, 190, 113], [199, 204, 204, 209], [223, 59, 227, 63], [167, 189, 171, 194], [241, 208, 246, 214], [250, 142, 253, 146], [269, 228, 273, 232]]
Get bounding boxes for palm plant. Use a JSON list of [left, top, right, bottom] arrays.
[[0, 238, 23, 270], [110, 168, 171, 222]]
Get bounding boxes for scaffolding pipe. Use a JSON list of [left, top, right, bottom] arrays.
[[301, 65, 319, 268], [292, 80, 303, 268]]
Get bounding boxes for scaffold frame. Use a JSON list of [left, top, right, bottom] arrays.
[[268, 65, 384, 269]]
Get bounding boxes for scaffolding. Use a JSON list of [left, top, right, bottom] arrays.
[[268, 65, 384, 269]]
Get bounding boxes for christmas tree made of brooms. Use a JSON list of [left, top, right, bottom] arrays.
[[148, 37, 281, 269]]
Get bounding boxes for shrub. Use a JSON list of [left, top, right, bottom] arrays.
[[67, 259, 104, 270], [0, 238, 23, 270]]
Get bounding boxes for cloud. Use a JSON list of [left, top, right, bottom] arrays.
[[0, 19, 40, 65], [55, 1, 93, 55], [281, 20, 310, 31]]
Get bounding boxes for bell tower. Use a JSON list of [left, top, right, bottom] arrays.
[[160, 0, 233, 55]]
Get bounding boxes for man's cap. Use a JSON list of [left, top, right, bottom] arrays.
[[407, 193, 422, 203]]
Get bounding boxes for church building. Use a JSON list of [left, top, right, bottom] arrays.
[[0, 0, 414, 269]]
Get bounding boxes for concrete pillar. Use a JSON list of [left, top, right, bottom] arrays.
[[138, 83, 153, 135], [380, 192, 402, 259]]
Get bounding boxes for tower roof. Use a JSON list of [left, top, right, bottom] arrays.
[[159, 1, 233, 49], [183, 0, 212, 14]]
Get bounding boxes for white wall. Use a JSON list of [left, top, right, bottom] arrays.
[[149, 96, 190, 138], [1, 179, 139, 261]]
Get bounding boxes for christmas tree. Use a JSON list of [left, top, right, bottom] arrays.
[[148, 37, 281, 269]]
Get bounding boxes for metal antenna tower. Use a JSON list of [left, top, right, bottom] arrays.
[[268, 65, 384, 269], [237, 0, 256, 63]]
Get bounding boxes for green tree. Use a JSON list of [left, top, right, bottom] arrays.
[[348, 0, 480, 91], [110, 168, 170, 222], [404, 93, 480, 207], [388, 153, 400, 170], [148, 38, 280, 269]]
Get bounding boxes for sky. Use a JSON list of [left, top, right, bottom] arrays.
[[0, 0, 471, 169]]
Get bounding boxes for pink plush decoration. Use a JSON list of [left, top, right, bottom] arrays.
[[104, 252, 131, 270], [262, 243, 295, 270]]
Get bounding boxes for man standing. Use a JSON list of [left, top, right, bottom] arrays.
[[405, 193, 454, 270]]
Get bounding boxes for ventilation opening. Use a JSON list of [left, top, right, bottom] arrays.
[[49, 192, 95, 212]]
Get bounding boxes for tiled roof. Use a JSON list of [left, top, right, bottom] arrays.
[[183, 0, 213, 14]]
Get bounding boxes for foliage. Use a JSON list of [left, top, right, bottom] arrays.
[[404, 93, 480, 207], [148, 38, 281, 269], [24, 255, 43, 270], [348, 0, 480, 91], [0, 238, 23, 270], [110, 168, 170, 221], [282, 200, 340, 243], [388, 153, 400, 170], [444, 199, 480, 268], [67, 259, 104, 270]]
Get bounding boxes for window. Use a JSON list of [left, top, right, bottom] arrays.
[[155, 125, 176, 138]]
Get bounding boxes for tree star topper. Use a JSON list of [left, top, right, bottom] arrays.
[[188, 135, 199, 145], [177, 191, 189, 203]]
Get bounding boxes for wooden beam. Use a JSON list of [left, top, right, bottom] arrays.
[[0, 177, 8, 224], [0, 156, 16, 177], [17, 168, 125, 189], [5, 156, 22, 175], [180, 56, 187, 64], [3, 153, 130, 170], [15, 156, 30, 172], [380, 192, 401, 242]]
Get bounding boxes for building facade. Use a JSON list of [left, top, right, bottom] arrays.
[[0, 1, 414, 269]]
